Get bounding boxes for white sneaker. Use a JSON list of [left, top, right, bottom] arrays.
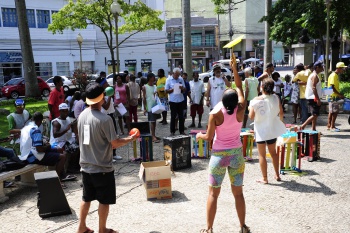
[[113, 155, 123, 160]]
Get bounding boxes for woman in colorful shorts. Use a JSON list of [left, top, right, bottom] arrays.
[[196, 55, 250, 233]]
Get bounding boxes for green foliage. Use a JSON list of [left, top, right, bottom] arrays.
[[261, 0, 350, 47], [340, 82, 350, 99], [211, 0, 236, 15], [341, 69, 350, 82], [48, 0, 164, 46], [261, 0, 311, 46]]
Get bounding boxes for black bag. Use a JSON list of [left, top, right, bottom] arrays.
[[1, 160, 27, 172]]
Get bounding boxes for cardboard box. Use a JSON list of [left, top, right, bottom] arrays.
[[139, 161, 172, 200]]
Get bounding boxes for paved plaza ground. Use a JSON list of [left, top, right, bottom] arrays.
[[1, 69, 350, 232]]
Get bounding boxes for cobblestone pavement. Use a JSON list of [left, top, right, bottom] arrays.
[[1, 102, 350, 233]]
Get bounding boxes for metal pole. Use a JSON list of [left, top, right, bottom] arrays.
[[115, 13, 120, 73], [325, 1, 331, 86], [228, 0, 233, 58], [79, 42, 82, 72]]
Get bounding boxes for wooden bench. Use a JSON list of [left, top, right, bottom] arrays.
[[0, 164, 47, 203]]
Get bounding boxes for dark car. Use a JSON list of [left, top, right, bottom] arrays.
[[1, 77, 51, 99]]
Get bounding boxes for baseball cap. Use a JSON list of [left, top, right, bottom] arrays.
[[85, 82, 104, 105], [15, 98, 24, 106], [336, 62, 347, 68], [212, 64, 221, 71], [313, 60, 323, 68], [59, 103, 69, 110]]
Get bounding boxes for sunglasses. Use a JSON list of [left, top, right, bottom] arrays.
[[16, 105, 24, 108]]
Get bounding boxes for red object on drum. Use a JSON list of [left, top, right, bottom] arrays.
[[129, 128, 140, 137]]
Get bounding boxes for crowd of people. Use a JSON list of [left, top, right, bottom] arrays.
[[1, 56, 348, 233]]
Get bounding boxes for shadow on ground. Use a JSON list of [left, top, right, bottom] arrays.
[[270, 178, 336, 196]]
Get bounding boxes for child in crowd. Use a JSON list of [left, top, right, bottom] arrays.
[[282, 74, 292, 112]]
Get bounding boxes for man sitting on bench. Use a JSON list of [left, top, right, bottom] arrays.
[[7, 99, 31, 139], [50, 103, 80, 174], [19, 112, 75, 184]]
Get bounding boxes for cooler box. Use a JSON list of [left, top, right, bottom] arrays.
[[139, 161, 172, 200], [163, 135, 192, 171], [189, 130, 210, 158]]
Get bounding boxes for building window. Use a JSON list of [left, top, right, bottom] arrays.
[[191, 30, 202, 47], [56, 62, 70, 76], [166, 32, 172, 47], [74, 61, 94, 73], [37, 10, 50, 28], [205, 31, 215, 46], [26, 9, 36, 28], [2, 8, 18, 27], [174, 31, 182, 47], [35, 62, 52, 80]]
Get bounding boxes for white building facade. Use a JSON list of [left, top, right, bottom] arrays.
[[0, 0, 167, 85]]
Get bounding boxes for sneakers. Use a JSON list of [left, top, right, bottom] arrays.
[[239, 224, 251, 233], [113, 155, 123, 160], [330, 128, 340, 132], [3, 181, 14, 188]]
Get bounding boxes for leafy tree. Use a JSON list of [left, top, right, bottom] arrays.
[[260, 0, 309, 47], [48, 0, 164, 77], [262, 0, 350, 57]]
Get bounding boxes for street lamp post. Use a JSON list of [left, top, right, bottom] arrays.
[[76, 33, 83, 72], [111, 1, 121, 75], [325, 0, 332, 86]]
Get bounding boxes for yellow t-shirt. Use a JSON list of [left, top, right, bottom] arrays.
[[327, 72, 339, 98], [156, 76, 168, 98], [292, 70, 309, 99]]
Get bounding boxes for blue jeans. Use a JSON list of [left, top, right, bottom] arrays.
[[0, 146, 21, 163], [299, 98, 309, 123]]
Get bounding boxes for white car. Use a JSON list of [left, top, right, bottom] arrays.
[[46, 76, 76, 92], [198, 68, 232, 83]]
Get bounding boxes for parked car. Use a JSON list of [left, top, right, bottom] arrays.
[[198, 68, 232, 83], [46, 76, 76, 92], [1, 77, 51, 99]]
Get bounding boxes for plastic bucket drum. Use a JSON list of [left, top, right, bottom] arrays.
[[344, 99, 350, 111]]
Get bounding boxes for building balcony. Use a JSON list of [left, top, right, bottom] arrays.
[[165, 42, 217, 49]]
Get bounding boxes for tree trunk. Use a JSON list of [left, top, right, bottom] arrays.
[[264, 0, 273, 66], [15, 0, 40, 98], [182, 0, 192, 77]]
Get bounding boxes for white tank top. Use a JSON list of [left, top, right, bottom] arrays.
[[305, 74, 322, 100], [49, 117, 72, 145]]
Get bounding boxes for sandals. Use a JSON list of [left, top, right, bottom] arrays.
[[61, 174, 77, 182], [82, 227, 94, 233], [200, 228, 213, 233], [239, 224, 251, 233]]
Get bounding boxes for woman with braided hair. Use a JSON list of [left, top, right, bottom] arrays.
[[248, 78, 286, 184], [196, 54, 250, 233]]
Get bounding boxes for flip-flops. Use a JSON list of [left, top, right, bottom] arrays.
[[61, 174, 77, 182], [83, 227, 94, 233], [152, 139, 161, 143]]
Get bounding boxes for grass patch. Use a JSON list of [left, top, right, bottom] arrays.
[[0, 99, 49, 139]]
